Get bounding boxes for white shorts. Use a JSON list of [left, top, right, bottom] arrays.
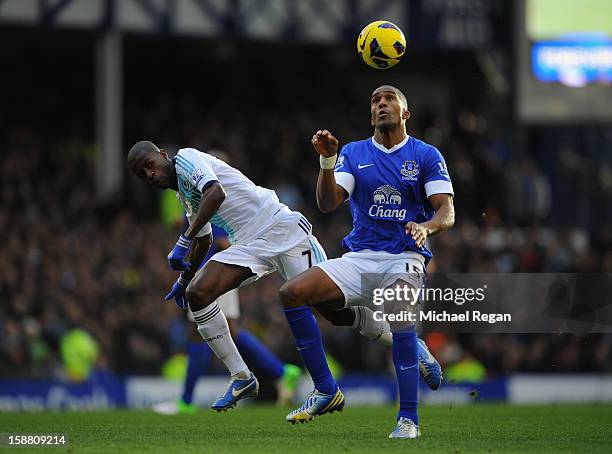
[[210, 211, 327, 284], [188, 288, 240, 320], [314, 250, 426, 305]]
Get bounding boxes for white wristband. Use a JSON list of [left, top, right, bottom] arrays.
[[320, 154, 337, 170]]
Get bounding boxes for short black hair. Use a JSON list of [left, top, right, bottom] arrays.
[[372, 85, 408, 109], [127, 140, 159, 163]]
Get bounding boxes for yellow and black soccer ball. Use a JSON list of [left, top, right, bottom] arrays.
[[357, 20, 406, 69]]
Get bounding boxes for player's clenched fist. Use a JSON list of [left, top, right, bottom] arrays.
[[405, 222, 429, 248], [311, 130, 339, 158]]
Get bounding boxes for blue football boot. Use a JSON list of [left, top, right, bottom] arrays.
[[286, 388, 345, 424], [211, 372, 259, 411], [417, 337, 442, 390]]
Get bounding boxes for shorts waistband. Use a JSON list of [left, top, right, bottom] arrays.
[[344, 249, 425, 264]]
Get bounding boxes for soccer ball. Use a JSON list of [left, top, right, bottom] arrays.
[[357, 20, 406, 69]]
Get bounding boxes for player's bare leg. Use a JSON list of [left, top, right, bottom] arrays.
[[280, 267, 344, 309], [313, 300, 352, 323], [185, 260, 259, 411], [283, 267, 391, 344], [186, 260, 254, 311]]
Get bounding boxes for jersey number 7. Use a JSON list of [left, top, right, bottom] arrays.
[[302, 250, 312, 268]]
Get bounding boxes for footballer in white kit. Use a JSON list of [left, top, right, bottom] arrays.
[[127, 141, 390, 415], [174, 146, 325, 283]]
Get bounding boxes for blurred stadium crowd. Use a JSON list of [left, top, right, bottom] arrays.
[[1, 35, 611, 382]]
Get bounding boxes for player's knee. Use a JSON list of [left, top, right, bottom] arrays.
[[279, 281, 308, 308], [185, 282, 214, 311]]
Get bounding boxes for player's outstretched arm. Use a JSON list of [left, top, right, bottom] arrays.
[[406, 194, 455, 248], [312, 130, 348, 213]]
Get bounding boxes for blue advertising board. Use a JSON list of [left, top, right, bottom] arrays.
[[532, 40, 612, 86]]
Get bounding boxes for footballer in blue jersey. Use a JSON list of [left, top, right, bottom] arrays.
[[334, 133, 452, 264], [280, 85, 455, 438]]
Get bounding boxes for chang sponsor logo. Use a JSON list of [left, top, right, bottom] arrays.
[[369, 205, 407, 219], [369, 185, 406, 220]]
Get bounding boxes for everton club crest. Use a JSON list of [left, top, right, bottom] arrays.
[[400, 160, 419, 181]]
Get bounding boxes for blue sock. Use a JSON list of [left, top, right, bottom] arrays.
[[181, 342, 213, 404], [235, 330, 284, 380], [283, 306, 336, 395], [392, 329, 419, 424]]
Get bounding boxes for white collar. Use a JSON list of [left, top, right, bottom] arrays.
[[371, 135, 410, 154]]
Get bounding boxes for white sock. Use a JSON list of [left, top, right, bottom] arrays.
[[351, 306, 363, 329], [352, 306, 380, 331], [192, 303, 250, 377], [352, 306, 392, 346]]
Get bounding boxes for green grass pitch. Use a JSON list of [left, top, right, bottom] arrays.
[[1, 404, 611, 453]]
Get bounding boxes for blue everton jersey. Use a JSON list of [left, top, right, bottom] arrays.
[[334, 136, 453, 263]]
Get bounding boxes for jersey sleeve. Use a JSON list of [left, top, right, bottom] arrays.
[[334, 144, 356, 197], [422, 146, 454, 198], [176, 148, 219, 192]]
